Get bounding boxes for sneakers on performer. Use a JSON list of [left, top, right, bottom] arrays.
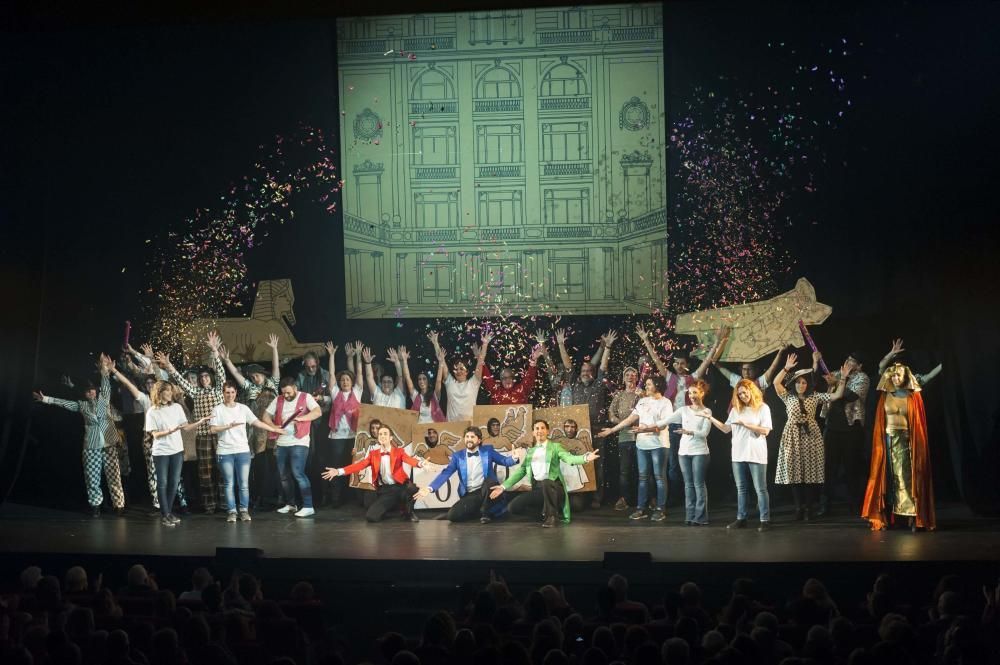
[[277, 504, 298, 514], [628, 509, 649, 520], [757, 521, 771, 532], [727, 519, 748, 529], [480, 516, 492, 524], [168, 514, 181, 524], [614, 497, 629, 511], [294, 507, 315, 518], [226, 511, 237, 523], [542, 515, 557, 528], [238, 510, 252, 522], [161, 516, 176, 527], [650, 509, 666, 522]]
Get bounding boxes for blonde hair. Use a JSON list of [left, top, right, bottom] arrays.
[[731, 379, 764, 412], [150, 380, 176, 407]]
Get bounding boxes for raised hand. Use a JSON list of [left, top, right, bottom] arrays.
[[140, 343, 153, 358], [218, 344, 229, 360], [153, 351, 172, 369], [554, 328, 567, 345], [427, 331, 439, 346], [889, 338, 905, 356], [840, 360, 853, 378], [386, 347, 399, 363], [529, 344, 544, 363], [32, 390, 45, 402], [635, 324, 649, 340], [398, 346, 410, 361], [266, 333, 279, 350], [469, 342, 483, 359], [784, 352, 799, 371], [206, 330, 221, 352], [324, 341, 337, 356], [361, 347, 374, 364], [321, 468, 340, 481], [436, 347, 447, 362], [481, 331, 494, 347], [603, 329, 618, 347], [344, 341, 355, 356], [60, 374, 74, 388], [534, 329, 546, 344]]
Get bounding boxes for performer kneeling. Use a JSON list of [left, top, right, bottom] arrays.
[[322, 425, 426, 523], [415, 426, 525, 523], [489, 420, 600, 528]]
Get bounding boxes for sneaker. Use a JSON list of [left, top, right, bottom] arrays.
[[406, 512, 420, 523], [168, 514, 181, 524], [161, 516, 176, 527], [650, 509, 666, 522], [239, 510, 252, 522], [628, 510, 649, 520], [480, 516, 492, 524], [277, 504, 298, 514], [727, 519, 748, 529], [226, 511, 237, 523], [614, 497, 629, 511], [294, 507, 315, 518], [542, 515, 557, 528], [757, 521, 771, 532]]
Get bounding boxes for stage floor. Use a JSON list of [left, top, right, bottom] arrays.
[[3, 501, 998, 564]]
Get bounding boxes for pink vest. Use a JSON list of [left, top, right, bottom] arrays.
[[665, 373, 694, 406], [411, 391, 446, 422], [269, 392, 311, 440], [328, 389, 360, 433]]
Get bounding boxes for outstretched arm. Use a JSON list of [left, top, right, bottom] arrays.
[[206, 331, 225, 390], [111, 364, 143, 401], [387, 347, 404, 390], [554, 328, 573, 373], [362, 347, 377, 395], [917, 363, 943, 387], [761, 347, 787, 386], [399, 346, 416, 397], [598, 330, 617, 376], [879, 338, 905, 375], [596, 413, 639, 438], [325, 341, 338, 396], [473, 332, 492, 381], [266, 333, 281, 382], [219, 345, 250, 388], [773, 353, 798, 398], [636, 324, 669, 376], [434, 348, 446, 400], [157, 352, 196, 397]]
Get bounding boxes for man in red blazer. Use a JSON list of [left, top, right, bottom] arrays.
[[322, 424, 425, 522]]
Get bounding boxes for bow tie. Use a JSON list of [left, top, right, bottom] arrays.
[[467, 451, 480, 458]]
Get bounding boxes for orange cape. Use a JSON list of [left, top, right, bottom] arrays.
[[861, 391, 936, 530]]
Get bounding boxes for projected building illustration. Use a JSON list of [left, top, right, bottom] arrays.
[[338, 4, 665, 318]]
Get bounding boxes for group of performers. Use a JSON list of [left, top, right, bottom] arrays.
[[33, 324, 941, 532]]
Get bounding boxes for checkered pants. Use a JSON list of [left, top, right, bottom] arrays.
[[82, 448, 124, 508], [143, 434, 188, 510], [196, 434, 224, 511]]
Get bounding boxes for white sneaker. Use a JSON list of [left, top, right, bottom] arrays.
[[294, 507, 315, 518], [276, 504, 297, 514]]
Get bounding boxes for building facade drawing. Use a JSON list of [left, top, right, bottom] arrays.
[[337, 4, 666, 318]]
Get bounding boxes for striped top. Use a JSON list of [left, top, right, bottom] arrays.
[[43, 374, 113, 450]]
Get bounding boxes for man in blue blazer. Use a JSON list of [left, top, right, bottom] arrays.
[[416, 426, 524, 523]]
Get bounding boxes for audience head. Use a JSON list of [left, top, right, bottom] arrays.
[[191, 567, 213, 591], [662, 636, 691, 665], [607, 574, 629, 602], [127, 564, 150, 588], [64, 566, 88, 593], [20, 565, 43, 590]]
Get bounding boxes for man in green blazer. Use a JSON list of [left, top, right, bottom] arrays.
[[490, 419, 600, 527]]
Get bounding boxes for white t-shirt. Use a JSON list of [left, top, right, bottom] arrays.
[[329, 386, 363, 439], [210, 402, 258, 455], [727, 404, 772, 464], [672, 376, 689, 410], [265, 392, 320, 447], [134, 393, 152, 413], [371, 386, 407, 409], [665, 405, 712, 456], [631, 396, 674, 450], [411, 390, 434, 423], [144, 403, 188, 457], [444, 374, 481, 422], [728, 373, 770, 390]]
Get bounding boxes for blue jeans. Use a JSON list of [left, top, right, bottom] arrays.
[[732, 461, 770, 522], [276, 445, 313, 509], [666, 425, 684, 505], [218, 451, 251, 512], [679, 454, 710, 524], [635, 447, 667, 510], [153, 452, 183, 518]]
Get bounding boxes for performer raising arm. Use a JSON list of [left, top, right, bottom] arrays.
[[480, 341, 544, 405], [400, 345, 445, 423], [324, 341, 362, 507], [428, 330, 491, 422], [709, 327, 785, 390], [862, 339, 942, 532], [217, 333, 280, 406]]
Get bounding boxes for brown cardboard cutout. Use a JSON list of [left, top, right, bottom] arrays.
[[473, 404, 533, 450], [409, 421, 471, 465], [675, 277, 832, 362], [185, 279, 325, 363], [534, 405, 596, 493]]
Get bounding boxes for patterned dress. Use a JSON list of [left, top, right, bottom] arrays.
[[775, 392, 832, 485]]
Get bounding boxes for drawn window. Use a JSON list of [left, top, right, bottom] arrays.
[[541, 122, 589, 162], [414, 192, 458, 228], [540, 63, 587, 97], [476, 67, 521, 99], [411, 68, 455, 101], [478, 191, 523, 227], [562, 9, 587, 30], [470, 11, 523, 44], [412, 126, 457, 165], [421, 264, 453, 303], [552, 261, 587, 299], [544, 189, 590, 225], [476, 125, 522, 164], [409, 15, 433, 36]]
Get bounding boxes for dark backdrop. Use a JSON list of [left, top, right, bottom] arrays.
[[2, 1, 998, 513]]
